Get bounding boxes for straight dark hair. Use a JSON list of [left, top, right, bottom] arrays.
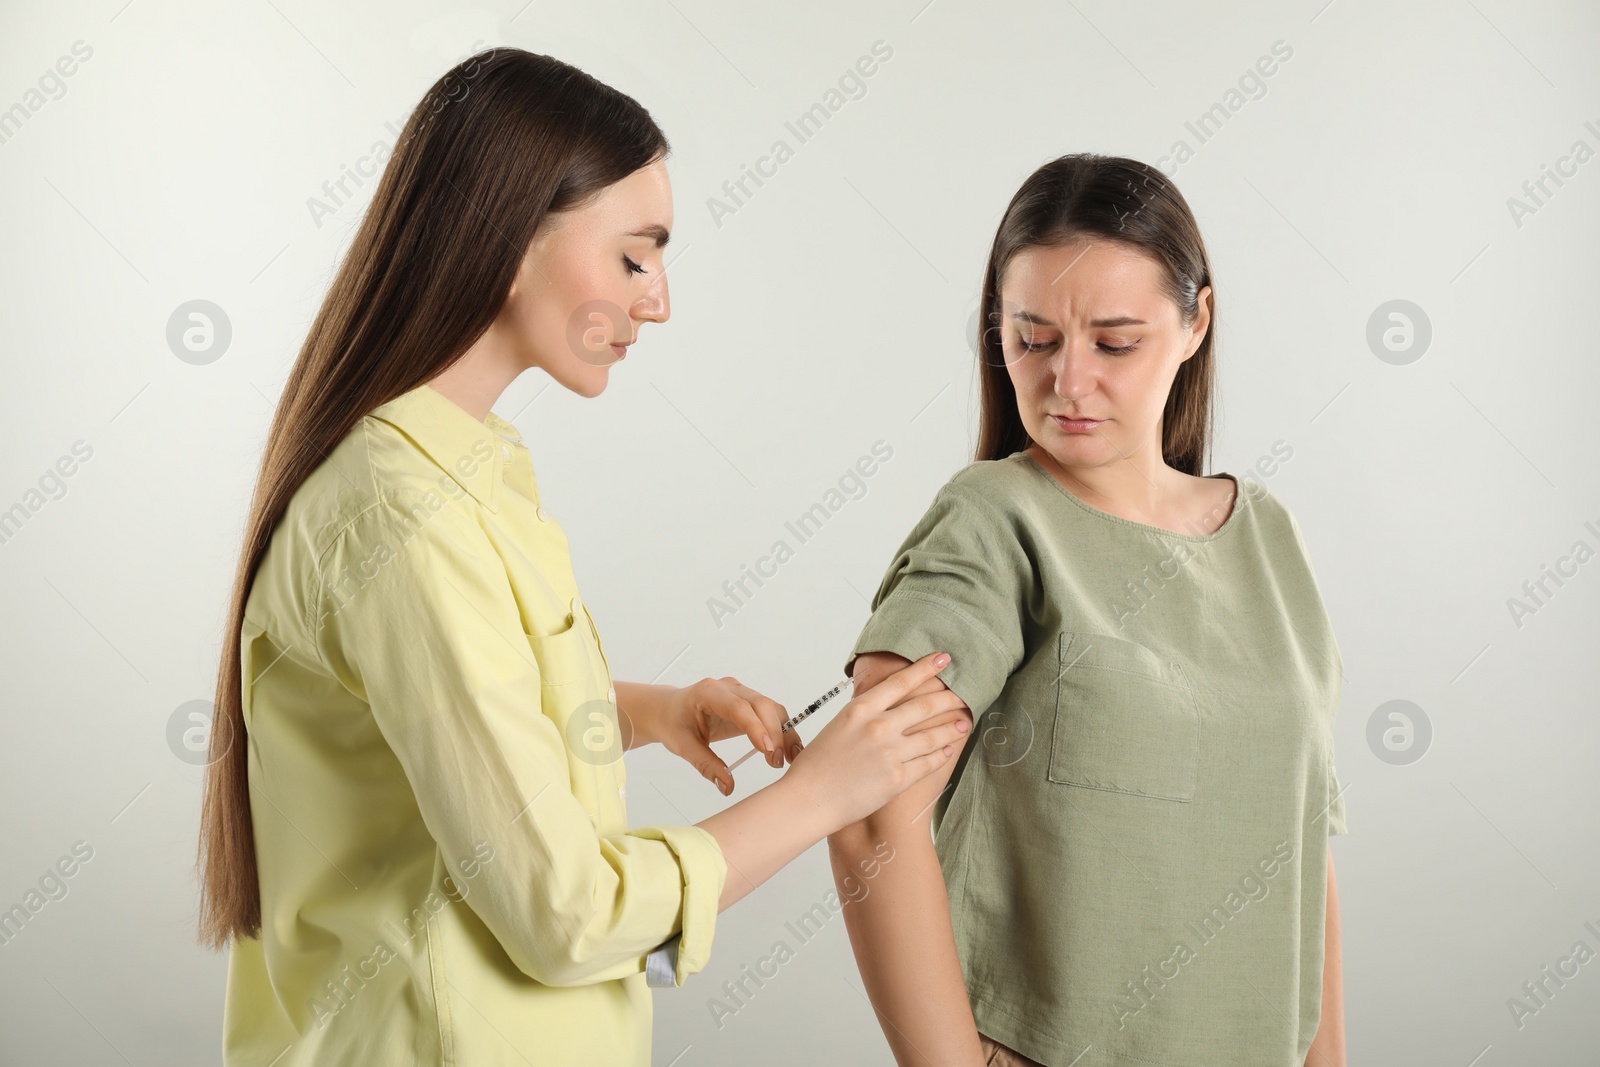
[[196, 47, 670, 949], [974, 154, 1216, 474]]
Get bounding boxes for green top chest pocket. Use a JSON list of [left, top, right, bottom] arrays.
[[1047, 631, 1199, 802]]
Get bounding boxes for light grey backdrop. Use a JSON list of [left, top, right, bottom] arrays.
[[2, 0, 1597, 1063]]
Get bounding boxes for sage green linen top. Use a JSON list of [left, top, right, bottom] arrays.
[[845, 452, 1348, 1067]]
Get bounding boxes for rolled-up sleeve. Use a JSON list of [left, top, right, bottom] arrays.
[[845, 483, 1031, 717], [309, 494, 726, 988], [632, 825, 724, 988]]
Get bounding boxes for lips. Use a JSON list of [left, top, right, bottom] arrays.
[[1050, 414, 1104, 432]]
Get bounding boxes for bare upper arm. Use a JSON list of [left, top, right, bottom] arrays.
[[847, 651, 974, 840]]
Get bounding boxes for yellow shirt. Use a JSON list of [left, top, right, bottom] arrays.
[[223, 381, 727, 1066]]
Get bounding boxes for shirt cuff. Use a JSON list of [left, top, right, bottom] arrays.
[[645, 934, 681, 987], [634, 823, 727, 987]]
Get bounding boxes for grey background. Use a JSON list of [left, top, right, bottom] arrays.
[[2, 0, 1597, 1063]]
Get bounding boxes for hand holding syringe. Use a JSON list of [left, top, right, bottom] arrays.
[[727, 678, 853, 771]]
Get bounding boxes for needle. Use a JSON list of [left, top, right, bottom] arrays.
[[727, 678, 853, 771]]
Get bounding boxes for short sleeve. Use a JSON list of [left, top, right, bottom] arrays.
[[311, 495, 726, 988], [844, 482, 1030, 716]]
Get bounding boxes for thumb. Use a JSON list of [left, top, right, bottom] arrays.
[[680, 740, 732, 796]]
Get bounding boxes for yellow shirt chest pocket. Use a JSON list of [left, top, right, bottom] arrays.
[[525, 595, 627, 804], [1047, 631, 1199, 802]]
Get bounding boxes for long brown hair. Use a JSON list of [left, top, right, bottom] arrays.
[[973, 154, 1216, 474], [196, 48, 670, 949]]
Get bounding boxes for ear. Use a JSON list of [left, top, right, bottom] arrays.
[[1180, 284, 1212, 362]]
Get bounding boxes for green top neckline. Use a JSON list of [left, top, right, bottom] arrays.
[[1019, 452, 1244, 543]]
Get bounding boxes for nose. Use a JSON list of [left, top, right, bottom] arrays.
[[633, 272, 669, 326], [1050, 339, 1094, 401]]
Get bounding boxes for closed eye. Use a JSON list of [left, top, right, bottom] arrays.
[[623, 255, 647, 276], [1015, 339, 1139, 354]]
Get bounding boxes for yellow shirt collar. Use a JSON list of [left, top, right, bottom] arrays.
[[367, 382, 524, 512]]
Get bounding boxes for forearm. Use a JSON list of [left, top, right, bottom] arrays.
[[829, 814, 985, 1067], [614, 680, 669, 749], [695, 772, 843, 912], [1306, 847, 1345, 1066]]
